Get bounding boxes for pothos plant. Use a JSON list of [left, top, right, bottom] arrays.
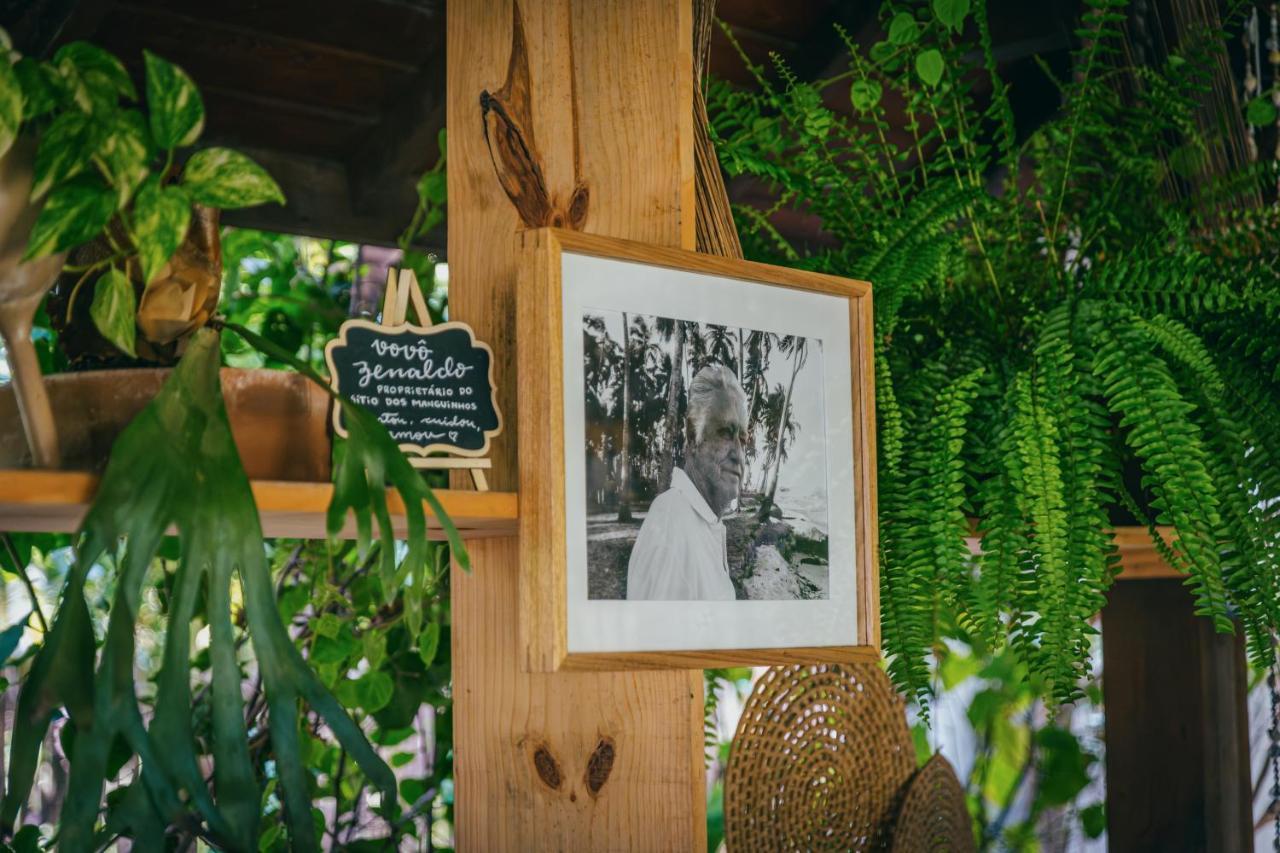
[[0, 32, 283, 359], [708, 0, 1280, 709], [0, 37, 465, 852]]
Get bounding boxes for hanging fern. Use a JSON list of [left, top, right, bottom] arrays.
[[708, 0, 1280, 710]]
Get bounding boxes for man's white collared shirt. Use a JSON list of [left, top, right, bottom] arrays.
[[625, 467, 737, 601]]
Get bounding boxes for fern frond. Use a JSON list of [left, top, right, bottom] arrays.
[[1088, 306, 1232, 632]]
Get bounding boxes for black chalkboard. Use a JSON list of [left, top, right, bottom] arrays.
[[325, 320, 502, 455]]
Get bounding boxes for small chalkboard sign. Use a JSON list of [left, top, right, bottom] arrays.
[[324, 268, 502, 489]]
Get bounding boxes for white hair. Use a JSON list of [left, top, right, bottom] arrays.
[[686, 363, 747, 445]]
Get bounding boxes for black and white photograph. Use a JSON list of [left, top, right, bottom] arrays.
[[550, 243, 867, 661], [580, 309, 829, 602]]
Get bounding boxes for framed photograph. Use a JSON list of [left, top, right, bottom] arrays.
[[517, 229, 878, 671]]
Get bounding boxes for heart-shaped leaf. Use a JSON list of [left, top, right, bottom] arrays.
[[31, 110, 96, 199], [22, 174, 116, 260], [54, 42, 135, 111], [932, 0, 970, 32], [89, 267, 137, 357], [850, 79, 883, 112], [182, 147, 284, 208], [131, 176, 191, 284], [916, 49, 945, 87], [144, 50, 204, 149], [354, 671, 394, 713], [888, 12, 919, 45]]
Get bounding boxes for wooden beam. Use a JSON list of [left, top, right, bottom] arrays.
[[347, 47, 447, 217], [4, 0, 111, 57], [0, 470, 517, 539], [193, 146, 444, 250], [1101, 579, 1254, 851], [447, 1, 704, 848]]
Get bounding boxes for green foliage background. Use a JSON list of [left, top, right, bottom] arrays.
[[708, 0, 1280, 709]]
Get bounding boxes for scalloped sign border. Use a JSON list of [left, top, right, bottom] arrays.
[[324, 319, 503, 458]]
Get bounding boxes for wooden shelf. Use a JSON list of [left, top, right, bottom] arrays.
[[0, 470, 518, 541]]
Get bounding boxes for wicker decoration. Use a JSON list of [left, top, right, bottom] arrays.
[[724, 663, 916, 851], [889, 754, 975, 853]]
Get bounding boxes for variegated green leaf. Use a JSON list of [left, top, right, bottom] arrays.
[[89, 268, 137, 357], [96, 109, 152, 204], [182, 147, 284, 208], [22, 174, 116, 260], [53, 41, 135, 105], [31, 110, 94, 199], [14, 57, 64, 121], [0, 56, 22, 161], [143, 50, 204, 149], [131, 176, 191, 284]]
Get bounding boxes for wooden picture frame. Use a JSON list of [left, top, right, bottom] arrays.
[[517, 228, 879, 672]]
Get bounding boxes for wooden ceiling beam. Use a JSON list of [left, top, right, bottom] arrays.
[[198, 146, 444, 251], [346, 47, 446, 218], [3, 0, 111, 57]]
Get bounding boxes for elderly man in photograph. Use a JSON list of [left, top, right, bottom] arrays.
[[626, 364, 746, 601]]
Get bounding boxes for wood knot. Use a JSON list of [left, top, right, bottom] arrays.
[[584, 737, 616, 797], [568, 184, 590, 230], [532, 743, 563, 790]]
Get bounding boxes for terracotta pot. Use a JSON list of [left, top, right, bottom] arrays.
[[0, 368, 332, 481]]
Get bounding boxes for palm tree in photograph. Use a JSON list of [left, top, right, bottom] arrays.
[[740, 329, 773, 492], [703, 323, 739, 375], [582, 315, 622, 449], [755, 383, 801, 511], [656, 316, 687, 492], [758, 334, 809, 520], [617, 311, 633, 522]]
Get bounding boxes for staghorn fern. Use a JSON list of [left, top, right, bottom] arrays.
[[708, 0, 1280, 708], [1, 327, 466, 848]]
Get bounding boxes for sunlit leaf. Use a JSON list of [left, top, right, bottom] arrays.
[[31, 110, 93, 199], [22, 174, 115, 260], [131, 176, 191, 284], [182, 147, 284, 208], [89, 267, 137, 357], [144, 50, 204, 149]]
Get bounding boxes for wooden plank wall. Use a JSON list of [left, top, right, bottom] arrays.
[[446, 1, 706, 848], [1101, 579, 1253, 852]]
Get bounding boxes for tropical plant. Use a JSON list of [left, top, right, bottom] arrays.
[[0, 33, 283, 359], [708, 0, 1280, 708]]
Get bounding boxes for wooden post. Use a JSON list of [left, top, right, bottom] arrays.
[[446, 2, 705, 849], [1101, 578, 1253, 852]]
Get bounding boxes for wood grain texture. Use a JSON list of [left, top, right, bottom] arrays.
[[559, 646, 882, 672], [517, 229, 879, 671], [447, 2, 706, 849], [0, 470, 516, 539], [1101, 579, 1253, 851]]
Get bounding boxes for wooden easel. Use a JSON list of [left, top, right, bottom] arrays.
[[379, 267, 491, 492]]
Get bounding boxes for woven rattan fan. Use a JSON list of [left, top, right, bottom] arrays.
[[723, 663, 916, 850], [890, 754, 976, 853]]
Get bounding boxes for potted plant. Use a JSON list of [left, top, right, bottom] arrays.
[[0, 35, 331, 478], [707, 0, 1280, 707], [0, 35, 467, 850]]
